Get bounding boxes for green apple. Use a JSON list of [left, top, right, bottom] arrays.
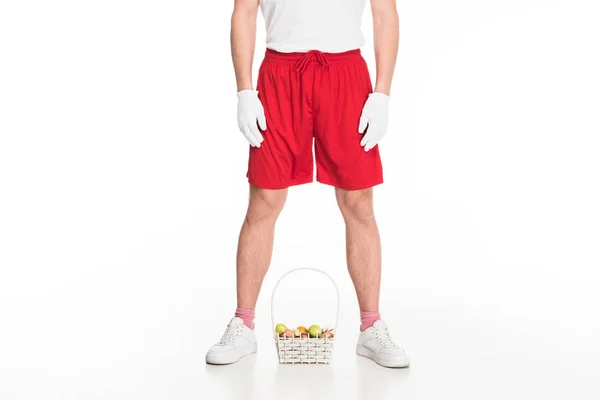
[[275, 323, 287, 334], [308, 324, 322, 338]]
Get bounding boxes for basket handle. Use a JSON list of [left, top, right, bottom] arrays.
[[270, 267, 340, 337]]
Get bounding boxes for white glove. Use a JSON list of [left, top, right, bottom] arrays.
[[358, 92, 390, 152], [237, 90, 267, 148]]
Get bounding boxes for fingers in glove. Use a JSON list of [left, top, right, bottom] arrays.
[[257, 113, 267, 131], [364, 132, 381, 152], [360, 130, 372, 147], [249, 122, 264, 144], [242, 125, 261, 147], [358, 116, 369, 133]]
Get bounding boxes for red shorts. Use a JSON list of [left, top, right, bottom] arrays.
[[247, 49, 383, 190]]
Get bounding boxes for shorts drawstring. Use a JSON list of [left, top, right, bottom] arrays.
[[294, 50, 330, 73]]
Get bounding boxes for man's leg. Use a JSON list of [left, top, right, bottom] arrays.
[[335, 187, 381, 314], [336, 187, 409, 367], [237, 184, 287, 310], [205, 185, 286, 365]]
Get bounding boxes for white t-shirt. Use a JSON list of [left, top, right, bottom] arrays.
[[260, 0, 366, 53]]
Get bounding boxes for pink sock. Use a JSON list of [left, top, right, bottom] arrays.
[[360, 311, 381, 331], [235, 308, 255, 330]]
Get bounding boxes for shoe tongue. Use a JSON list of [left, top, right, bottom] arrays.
[[372, 320, 386, 330], [230, 317, 244, 327]]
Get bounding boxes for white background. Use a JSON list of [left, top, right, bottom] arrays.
[[1, 0, 599, 399]]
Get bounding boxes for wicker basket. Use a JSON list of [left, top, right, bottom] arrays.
[[271, 268, 340, 364]]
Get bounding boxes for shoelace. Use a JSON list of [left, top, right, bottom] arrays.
[[218, 325, 242, 345], [294, 50, 330, 73], [375, 326, 398, 348]]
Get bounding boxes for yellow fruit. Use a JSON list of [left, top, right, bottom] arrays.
[[308, 325, 322, 338], [296, 326, 308, 333], [275, 323, 287, 334]]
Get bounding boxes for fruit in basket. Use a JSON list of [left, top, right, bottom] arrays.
[[300, 332, 309, 338], [320, 328, 334, 339], [296, 326, 308, 333], [282, 329, 294, 338], [308, 325, 322, 338], [275, 323, 287, 334], [293, 328, 301, 337]]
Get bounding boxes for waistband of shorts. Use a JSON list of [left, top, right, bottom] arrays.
[[264, 48, 362, 64]]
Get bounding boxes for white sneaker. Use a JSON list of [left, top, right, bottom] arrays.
[[356, 320, 410, 368], [205, 317, 257, 365]]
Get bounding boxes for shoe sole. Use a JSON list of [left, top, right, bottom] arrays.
[[205, 342, 257, 365], [356, 345, 410, 368]]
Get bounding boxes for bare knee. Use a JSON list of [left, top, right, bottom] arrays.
[[245, 186, 287, 225], [335, 188, 375, 223]]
